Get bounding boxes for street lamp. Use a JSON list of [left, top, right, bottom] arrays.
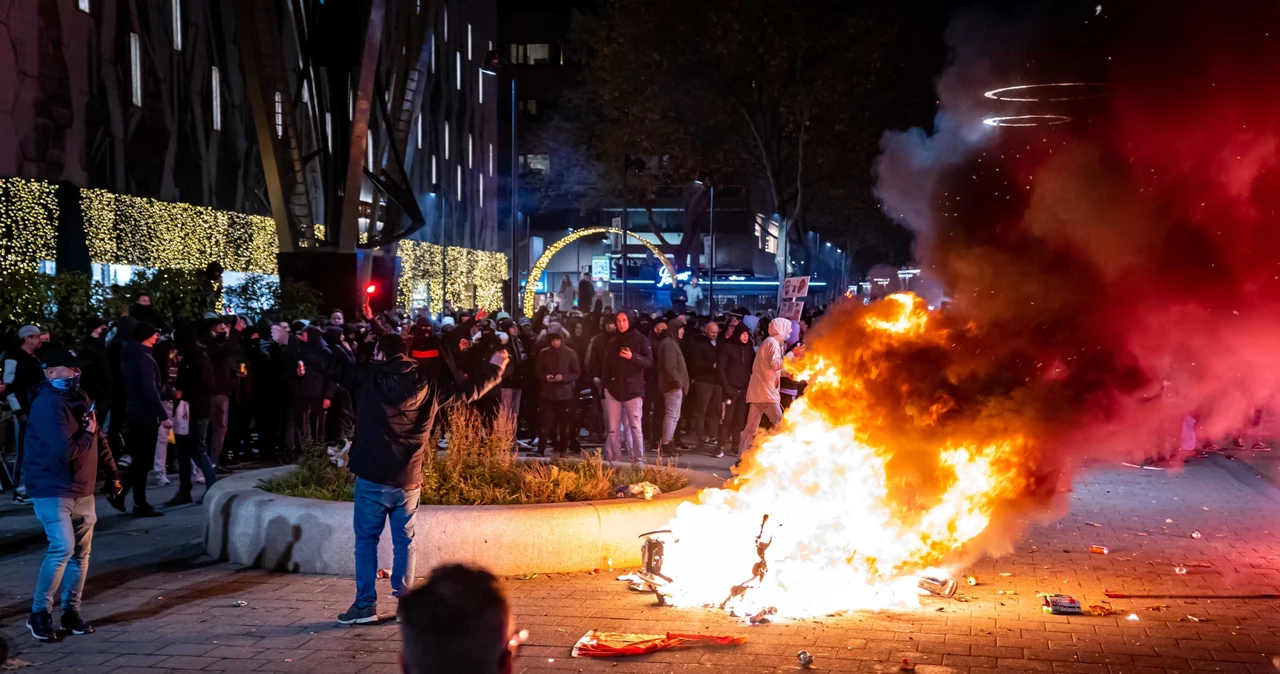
[[693, 173, 714, 312], [482, 50, 519, 313]]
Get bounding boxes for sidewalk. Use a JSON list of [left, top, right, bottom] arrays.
[[6, 457, 1280, 672]]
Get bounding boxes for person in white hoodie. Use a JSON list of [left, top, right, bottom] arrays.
[[738, 317, 804, 455]]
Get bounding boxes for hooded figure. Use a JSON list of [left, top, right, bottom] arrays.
[[739, 317, 803, 455]]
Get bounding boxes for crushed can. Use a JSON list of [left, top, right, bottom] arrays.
[[917, 574, 958, 598], [1042, 594, 1083, 615], [797, 650, 814, 667], [1089, 545, 1109, 555]]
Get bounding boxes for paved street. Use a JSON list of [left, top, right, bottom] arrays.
[[5, 454, 1280, 673]]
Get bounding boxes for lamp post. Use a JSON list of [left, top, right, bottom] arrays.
[[694, 174, 714, 313], [482, 51, 519, 313]]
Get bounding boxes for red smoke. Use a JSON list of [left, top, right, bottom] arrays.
[[870, 0, 1280, 478]]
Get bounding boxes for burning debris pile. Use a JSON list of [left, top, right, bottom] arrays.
[[646, 0, 1280, 621]]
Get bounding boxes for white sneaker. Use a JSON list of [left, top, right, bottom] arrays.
[[150, 471, 170, 486], [194, 472, 206, 484]]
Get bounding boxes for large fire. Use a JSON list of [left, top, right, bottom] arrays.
[[658, 293, 1037, 619]]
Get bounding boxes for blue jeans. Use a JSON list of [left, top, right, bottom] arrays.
[[32, 496, 96, 614], [353, 477, 420, 609], [603, 391, 644, 462], [662, 389, 683, 445], [178, 417, 218, 496]]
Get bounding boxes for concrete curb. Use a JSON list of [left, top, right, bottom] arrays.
[[204, 464, 722, 576]]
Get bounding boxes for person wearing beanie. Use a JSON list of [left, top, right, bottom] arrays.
[[120, 322, 169, 517], [21, 344, 124, 641]]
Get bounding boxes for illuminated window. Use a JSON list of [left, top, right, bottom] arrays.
[[415, 0, 420, 14], [444, 122, 450, 159], [443, 5, 448, 42], [430, 31, 435, 73], [171, 0, 182, 50], [488, 143, 493, 177], [518, 154, 549, 173], [456, 51, 461, 90], [78, 0, 89, 11], [129, 33, 142, 105], [210, 66, 222, 131], [479, 175, 484, 208], [518, 99, 538, 116], [468, 132, 473, 168], [274, 91, 283, 138], [512, 44, 552, 65], [432, 155, 437, 184], [301, 80, 309, 104], [367, 134, 373, 168], [457, 165, 462, 201], [325, 112, 332, 147], [478, 70, 483, 104], [468, 23, 472, 60], [416, 113, 422, 150]]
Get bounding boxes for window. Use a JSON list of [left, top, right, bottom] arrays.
[[511, 43, 552, 65], [457, 165, 462, 201], [443, 5, 448, 42], [444, 122, 450, 159], [519, 154, 549, 173], [78, 0, 89, 11], [430, 31, 435, 73], [432, 155, 437, 184], [301, 80, 309, 104], [274, 91, 283, 137], [416, 113, 422, 150], [488, 143, 494, 177], [129, 33, 142, 105], [210, 66, 222, 131], [171, 0, 182, 51], [479, 175, 484, 208], [367, 134, 373, 168], [468, 132, 473, 168], [456, 51, 461, 90], [467, 23, 472, 60], [517, 99, 538, 116], [415, 0, 420, 15], [325, 112, 332, 147], [478, 70, 483, 104]]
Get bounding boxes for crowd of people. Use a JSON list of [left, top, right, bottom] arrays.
[[0, 286, 821, 654]]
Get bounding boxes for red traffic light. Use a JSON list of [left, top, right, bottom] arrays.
[[365, 283, 377, 295]]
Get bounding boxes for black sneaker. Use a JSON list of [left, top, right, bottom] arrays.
[[132, 505, 164, 518], [27, 611, 54, 641], [61, 610, 94, 635], [337, 603, 379, 625], [164, 493, 193, 507], [13, 492, 32, 505]]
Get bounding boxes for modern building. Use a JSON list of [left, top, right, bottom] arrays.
[[0, 0, 506, 313]]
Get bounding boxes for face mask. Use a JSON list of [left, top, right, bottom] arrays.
[[214, 332, 229, 342], [50, 374, 81, 392]]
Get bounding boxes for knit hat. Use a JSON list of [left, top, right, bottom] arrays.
[[83, 317, 107, 334], [17, 325, 41, 339], [133, 322, 158, 342]]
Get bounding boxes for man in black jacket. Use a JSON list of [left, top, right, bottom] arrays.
[[716, 324, 754, 457], [535, 329, 579, 458], [22, 345, 125, 641], [121, 323, 170, 517], [600, 311, 653, 464], [684, 320, 722, 452], [300, 327, 508, 625], [204, 318, 240, 470], [6, 324, 47, 503], [167, 326, 218, 506]]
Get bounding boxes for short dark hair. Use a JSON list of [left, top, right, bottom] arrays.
[[376, 333, 405, 358], [399, 565, 510, 674]]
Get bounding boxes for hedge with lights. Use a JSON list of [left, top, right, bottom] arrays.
[[1, 177, 507, 312], [397, 239, 508, 312]]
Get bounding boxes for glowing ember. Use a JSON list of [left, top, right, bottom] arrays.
[[657, 293, 1033, 619], [981, 115, 1072, 127]]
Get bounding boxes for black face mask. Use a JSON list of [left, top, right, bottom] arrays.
[[213, 333, 229, 342]]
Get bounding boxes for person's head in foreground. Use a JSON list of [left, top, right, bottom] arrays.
[[399, 565, 523, 674]]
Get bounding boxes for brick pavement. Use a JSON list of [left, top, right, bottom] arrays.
[[6, 456, 1280, 673]]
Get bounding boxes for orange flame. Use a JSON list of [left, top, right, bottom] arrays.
[[658, 293, 1032, 618]]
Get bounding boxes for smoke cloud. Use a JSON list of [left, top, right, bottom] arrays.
[[860, 0, 1280, 497]]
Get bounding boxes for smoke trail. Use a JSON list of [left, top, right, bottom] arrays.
[[866, 0, 1280, 476]]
